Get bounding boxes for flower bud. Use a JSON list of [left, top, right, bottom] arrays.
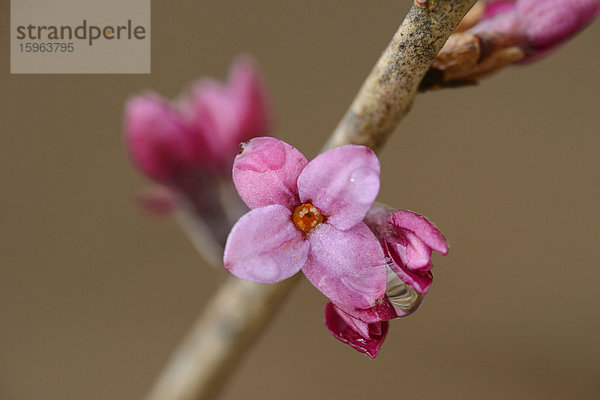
[[323, 204, 448, 357], [421, 0, 599, 89], [518, 0, 600, 54], [183, 57, 271, 169], [472, 0, 600, 56], [124, 94, 207, 183], [365, 204, 449, 294], [324, 302, 388, 359]]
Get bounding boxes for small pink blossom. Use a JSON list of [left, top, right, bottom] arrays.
[[366, 204, 449, 295], [325, 204, 448, 358], [124, 57, 271, 184], [224, 137, 387, 310]]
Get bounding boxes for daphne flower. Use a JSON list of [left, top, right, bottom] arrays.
[[223, 137, 387, 309], [325, 204, 448, 358]]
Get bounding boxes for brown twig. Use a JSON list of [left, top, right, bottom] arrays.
[[145, 277, 300, 400], [145, 1, 477, 399], [325, 0, 478, 151]]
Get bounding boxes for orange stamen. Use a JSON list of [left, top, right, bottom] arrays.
[[292, 203, 324, 233]]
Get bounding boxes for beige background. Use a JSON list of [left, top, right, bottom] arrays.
[[1, 1, 599, 399]]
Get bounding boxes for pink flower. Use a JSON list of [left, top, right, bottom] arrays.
[[472, 0, 600, 59], [223, 137, 387, 310], [222, 138, 449, 357], [325, 204, 448, 358], [366, 204, 449, 295], [124, 57, 270, 184]]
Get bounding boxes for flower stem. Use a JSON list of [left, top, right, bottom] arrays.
[[145, 1, 477, 399]]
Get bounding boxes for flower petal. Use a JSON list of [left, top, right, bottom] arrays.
[[330, 303, 371, 339], [334, 296, 398, 324], [386, 240, 433, 294], [183, 58, 271, 167], [233, 137, 308, 210], [518, 0, 600, 51], [364, 203, 394, 236], [297, 145, 380, 230], [124, 94, 203, 182], [229, 57, 271, 143], [390, 230, 433, 271], [324, 302, 388, 359], [483, 0, 517, 19], [391, 263, 433, 294], [184, 80, 238, 164], [302, 223, 387, 309], [390, 210, 449, 255], [223, 204, 309, 283]]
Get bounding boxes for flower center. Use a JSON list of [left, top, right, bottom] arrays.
[[292, 203, 324, 233]]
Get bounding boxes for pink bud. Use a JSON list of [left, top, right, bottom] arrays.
[[324, 302, 388, 359], [473, 0, 600, 59], [323, 204, 448, 357], [124, 94, 207, 183], [125, 57, 272, 185], [183, 57, 271, 169], [365, 204, 448, 294], [483, 1, 517, 19], [518, 0, 600, 52]]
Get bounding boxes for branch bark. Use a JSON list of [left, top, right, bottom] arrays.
[[145, 1, 477, 399], [326, 0, 478, 150], [145, 277, 299, 400]]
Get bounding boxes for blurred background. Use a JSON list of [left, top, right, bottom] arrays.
[[1, 1, 599, 399]]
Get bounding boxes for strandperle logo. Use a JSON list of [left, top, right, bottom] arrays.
[[15, 20, 147, 46], [11, 0, 150, 74]]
